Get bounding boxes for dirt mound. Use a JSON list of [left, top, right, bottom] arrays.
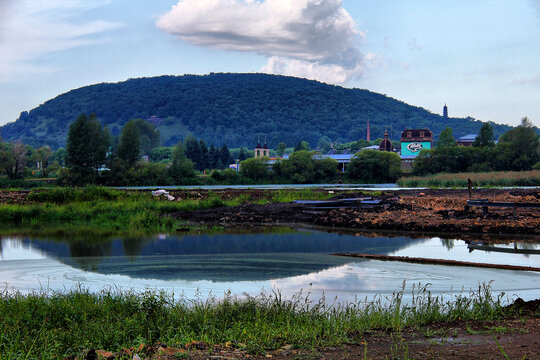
[[172, 188, 540, 235]]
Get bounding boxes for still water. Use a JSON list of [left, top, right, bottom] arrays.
[[1, 228, 539, 304]]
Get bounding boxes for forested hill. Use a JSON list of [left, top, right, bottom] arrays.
[[1, 73, 512, 149]]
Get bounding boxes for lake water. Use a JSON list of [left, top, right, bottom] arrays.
[[1, 228, 539, 305]]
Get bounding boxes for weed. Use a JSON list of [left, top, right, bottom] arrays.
[[492, 335, 510, 360]]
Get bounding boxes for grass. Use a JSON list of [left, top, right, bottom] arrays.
[[0, 186, 340, 234], [0, 282, 511, 359], [0, 186, 226, 233], [397, 170, 540, 188]]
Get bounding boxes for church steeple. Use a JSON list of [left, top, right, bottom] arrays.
[[443, 103, 448, 118]]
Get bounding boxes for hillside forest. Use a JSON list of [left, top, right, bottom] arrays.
[[0, 73, 517, 150]]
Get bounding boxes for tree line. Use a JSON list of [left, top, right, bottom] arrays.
[[1, 113, 537, 187], [412, 118, 540, 175], [61, 114, 249, 186]]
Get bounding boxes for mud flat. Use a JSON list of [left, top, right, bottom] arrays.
[[172, 188, 540, 236]]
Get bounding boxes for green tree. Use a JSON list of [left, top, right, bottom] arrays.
[[219, 144, 232, 168], [199, 140, 209, 170], [495, 117, 540, 170], [149, 147, 172, 163], [294, 140, 310, 152], [473, 122, 495, 148], [278, 150, 315, 183], [65, 114, 110, 185], [33, 146, 53, 177], [437, 126, 456, 148], [54, 148, 66, 167], [129, 118, 160, 155], [277, 142, 287, 157], [183, 135, 202, 170], [348, 150, 402, 182], [240, 157, 269, 181], [314, 157, 338, 182], [208, 144, 218, 168], [117, 119, 141, 167], [412, 146, 477, 175], [317, 136, 332, 153], [0, 141, 28, 180], [168, 141, 196, 183], [238, 147, 248, 161]]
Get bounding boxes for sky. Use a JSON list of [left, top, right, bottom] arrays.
[[0, 0, 539, 128]]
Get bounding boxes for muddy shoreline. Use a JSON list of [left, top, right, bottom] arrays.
[[171, 188, 540, 236]]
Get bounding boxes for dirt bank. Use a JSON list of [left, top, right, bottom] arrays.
[[172, 188, 540, 236]]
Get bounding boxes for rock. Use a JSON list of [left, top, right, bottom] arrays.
[[95, 350, 114, 359], [85, 349, 98, 360], [158, 346, 185, 355]]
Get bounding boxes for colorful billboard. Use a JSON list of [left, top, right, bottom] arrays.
[[401, 141, 432, 157]]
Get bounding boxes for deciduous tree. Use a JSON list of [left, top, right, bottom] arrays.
[[473, 123, 495, 148], [117, 119, 141, 167], [65, 114, 110, 184]]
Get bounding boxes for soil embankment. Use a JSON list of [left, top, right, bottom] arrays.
[[172, 188, 540, 235]]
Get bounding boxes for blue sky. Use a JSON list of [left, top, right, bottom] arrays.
[[0, 0, 538, 128]]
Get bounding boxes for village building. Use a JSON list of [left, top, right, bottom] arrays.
[[400, 128, 433, 170], [457, 134, 478, 146], [254, 142, 270, 158], [378, 130, 393, 151]]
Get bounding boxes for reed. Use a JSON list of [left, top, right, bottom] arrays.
[[397, 170, 540, 188]]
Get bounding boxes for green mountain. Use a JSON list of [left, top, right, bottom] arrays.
[[0, 73, 512, 149]]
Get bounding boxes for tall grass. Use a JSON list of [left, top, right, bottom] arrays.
[[397, 170, 540, 188], [0, 187, 227, 233], [0, 283, 510, 358], [0, 187, 340, 233]]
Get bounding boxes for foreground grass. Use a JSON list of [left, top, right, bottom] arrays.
[[397, 170, 540, 188], [0, 283, 511, 359]]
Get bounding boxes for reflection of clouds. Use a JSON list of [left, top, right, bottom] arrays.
[[271, 261, 455, 298], [0, 238, 47, 260], [270, 260, 540, 305]]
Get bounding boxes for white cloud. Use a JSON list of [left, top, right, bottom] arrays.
[[157, 0, 368, 84], [0, 0, 120, 82]]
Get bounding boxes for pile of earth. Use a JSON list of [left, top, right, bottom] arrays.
[[172, 189, 540, 235]]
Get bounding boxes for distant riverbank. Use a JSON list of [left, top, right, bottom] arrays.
[[1, 186, 539, 236]]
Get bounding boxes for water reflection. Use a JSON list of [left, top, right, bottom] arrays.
[[13, 229, 425, 281], [1, 228, 539, 303]]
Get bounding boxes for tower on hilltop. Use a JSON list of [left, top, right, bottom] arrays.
[[443, 104, 448, 118]]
